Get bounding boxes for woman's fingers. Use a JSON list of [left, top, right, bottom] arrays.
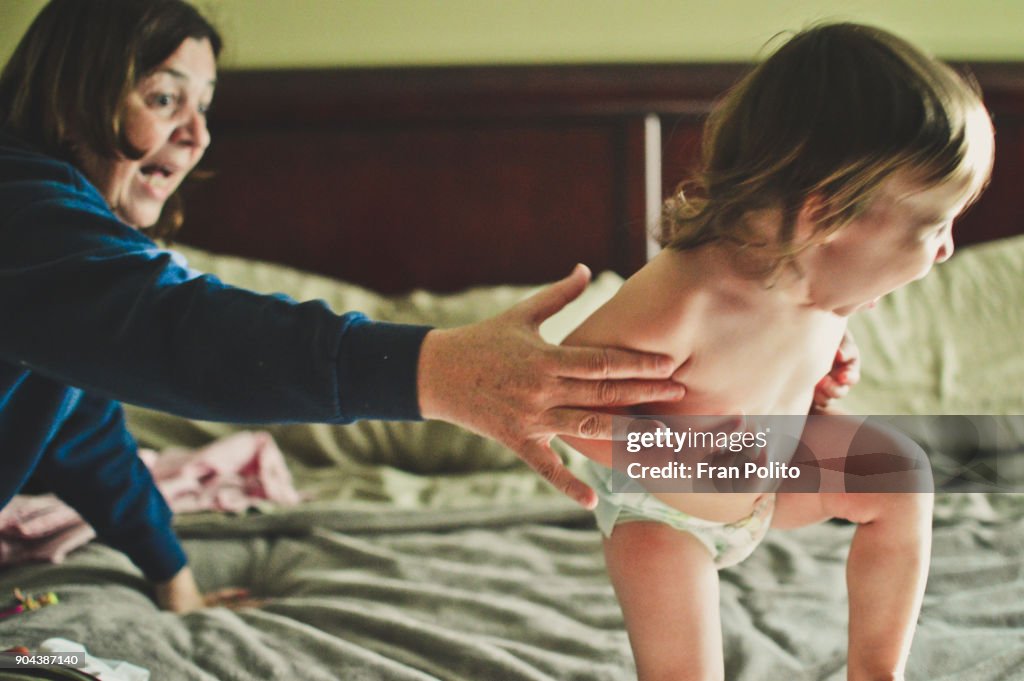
[[547, 344, 677, 381], [203, 587, 249, 603], [513, 438, 597, 509], [513, 264, 678, 379], [416, 268, 687, 509], [544, 407, 616, 440], [202, 588, 265, 610], [515, 263, 592, 327], [553, 376, 686, 411]]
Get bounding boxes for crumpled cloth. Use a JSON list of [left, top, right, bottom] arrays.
[[0, 431, 302, 566], [138, 430, 303, 513]]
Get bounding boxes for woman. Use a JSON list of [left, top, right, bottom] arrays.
[[0, 0, 855, 613], [0, 0, 694, 612]]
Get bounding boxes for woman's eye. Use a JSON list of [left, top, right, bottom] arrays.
[[149, 92, 178, 109]]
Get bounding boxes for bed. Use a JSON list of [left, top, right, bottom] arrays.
[[1, 62, 1023, 681]]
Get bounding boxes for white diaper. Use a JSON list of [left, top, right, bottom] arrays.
[[581, 460, 774, 569]]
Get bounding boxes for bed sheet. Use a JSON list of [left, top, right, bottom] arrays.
[[1, 493, 1022, 680], [2, 237, 1023, 680]]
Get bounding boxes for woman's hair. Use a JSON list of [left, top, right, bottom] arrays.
[[660, 22, 995, 276], [0, 0, 222, 240]]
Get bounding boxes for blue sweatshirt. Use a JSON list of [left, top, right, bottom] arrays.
[[0, 130, 432, 581]]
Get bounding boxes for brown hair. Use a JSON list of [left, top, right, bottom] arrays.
[[660, 22, 994, 278], [0, 0, 222, 240]]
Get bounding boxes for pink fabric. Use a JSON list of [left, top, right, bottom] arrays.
[[0, 431, 301, 566], [138, 430, 302, 513]]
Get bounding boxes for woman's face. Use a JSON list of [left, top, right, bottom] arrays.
[[78, 37, 217, 228]]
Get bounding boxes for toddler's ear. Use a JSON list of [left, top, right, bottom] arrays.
[[795, 193, 834, 243]]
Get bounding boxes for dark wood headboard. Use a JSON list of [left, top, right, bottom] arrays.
[[178, 63, 1024, 294]]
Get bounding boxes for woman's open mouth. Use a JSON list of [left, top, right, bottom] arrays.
[[138, 163, 178, 199]]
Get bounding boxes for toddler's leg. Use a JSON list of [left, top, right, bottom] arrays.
[[604, 521, 724, 681], [842, 491, 932, 681], [774, 492, 932, 681], [773, 415, 935, 681]]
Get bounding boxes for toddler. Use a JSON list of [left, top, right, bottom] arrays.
[[562, 23, 994, 681]]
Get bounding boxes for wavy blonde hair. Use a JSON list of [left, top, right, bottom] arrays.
[[660, 23, 994, 279]]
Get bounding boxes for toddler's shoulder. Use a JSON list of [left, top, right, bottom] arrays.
[[564, 251, 710, 362]]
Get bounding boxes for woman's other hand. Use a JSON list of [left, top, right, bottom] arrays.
[[417, 264, 687, 509], [154, 566, 261, 613]]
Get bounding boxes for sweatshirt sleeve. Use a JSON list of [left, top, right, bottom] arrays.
[[0, 164, 431, 424], [31, 392, 186, 582]]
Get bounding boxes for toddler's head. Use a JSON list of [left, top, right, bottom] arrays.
[[660, 23, 994, 275]]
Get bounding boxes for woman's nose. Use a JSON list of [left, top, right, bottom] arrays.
[[173, 107, 210, 150]]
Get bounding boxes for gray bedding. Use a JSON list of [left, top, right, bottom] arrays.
[[1, 493, 1022, 680]]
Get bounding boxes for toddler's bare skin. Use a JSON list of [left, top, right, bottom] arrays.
[[559, 174, 960, 679]]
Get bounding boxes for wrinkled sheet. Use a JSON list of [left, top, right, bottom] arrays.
[[0, 494, 1021, 680]]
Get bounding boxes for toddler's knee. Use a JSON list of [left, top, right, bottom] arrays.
[[887, 490, 934, 518], [903, 491, 934, 525], [878, 492, 934, 535], [832, 490, 933, 525], [841, 420, 935, 495], [912, 490, 934, 511]]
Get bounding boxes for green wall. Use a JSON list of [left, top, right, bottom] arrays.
[[3, 0, 1023, 69]]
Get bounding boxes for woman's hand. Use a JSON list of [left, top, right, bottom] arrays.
[[813, 329, 861, 413], [154, 566, 260, 613], [417, 264, 687, 509]]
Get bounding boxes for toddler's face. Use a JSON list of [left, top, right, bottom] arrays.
[[809, 171, 973, 316]]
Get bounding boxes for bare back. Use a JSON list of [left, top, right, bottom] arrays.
[[562, 245, 847, 521]]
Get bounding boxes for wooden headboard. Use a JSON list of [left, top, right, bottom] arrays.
[[178, 63, 1024, 294]]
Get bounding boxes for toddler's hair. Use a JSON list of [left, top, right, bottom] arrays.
[[660, 22, 994, 273]]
